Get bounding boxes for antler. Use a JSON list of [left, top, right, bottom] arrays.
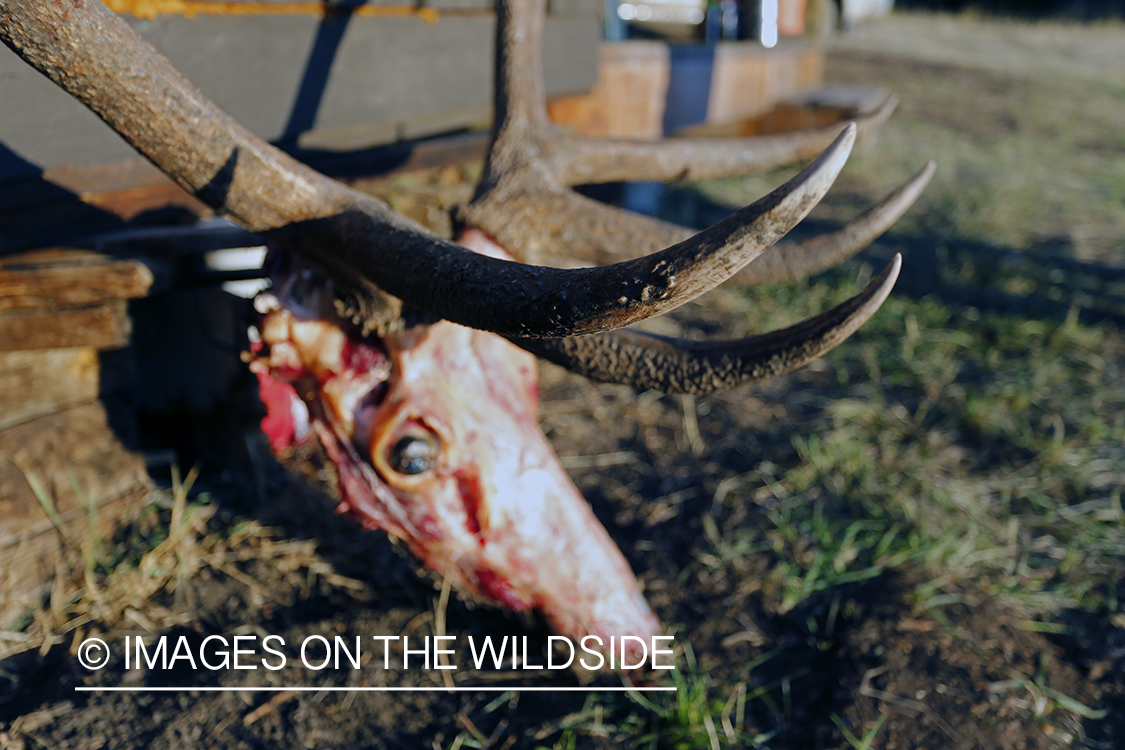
[[734, 162, 933, 285], [460, 0, 930, 393], [516, 254, 901, 394], [458, 0, 924, 267], [1, 0, 862, 341], [0, 0, 934, 664]]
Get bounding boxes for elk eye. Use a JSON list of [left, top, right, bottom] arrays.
[[388, 434, 437, 476]]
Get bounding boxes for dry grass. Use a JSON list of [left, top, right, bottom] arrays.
[[0, 466, 369, 667]]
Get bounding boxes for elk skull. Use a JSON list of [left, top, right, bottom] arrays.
[[0, 0, 932, 662]]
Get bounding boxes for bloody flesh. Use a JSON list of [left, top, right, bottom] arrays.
[[249, 242, 662, 662]]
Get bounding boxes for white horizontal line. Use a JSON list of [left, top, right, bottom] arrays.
[[74, 686, 676, 693]]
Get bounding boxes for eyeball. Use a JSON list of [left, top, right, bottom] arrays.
[[388, 433, 438, 476]]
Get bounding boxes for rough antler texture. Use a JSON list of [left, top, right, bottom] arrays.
[[2, 0, 932, 665], [250, 250, 662, 655], [1, 0, 868, 340], [516, 254, 901, 393], [457, 0, 915, 269], [733, 162, 933, 285], [459, 0, 930, 393], [497, 166, 934, 393]]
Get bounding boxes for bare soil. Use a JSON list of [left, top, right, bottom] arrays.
[[4, 13, 1125, 750]]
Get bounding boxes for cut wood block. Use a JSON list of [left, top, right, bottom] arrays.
[[679, 103, 843, 138], [0, 301, 132, 352], [680, 84, 892, 138], [0, 248, 153, 352], [549, 41, 670, 140], [0, 348, 101, 431], [0, 248, 153, 313], [704, 40, 823, 124], [549, 40, 824, 139], [0, 401, 152, 628]]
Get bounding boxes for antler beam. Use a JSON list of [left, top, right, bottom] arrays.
[[458, 0, 931, 391], [459, 0, 920, 272], [517, 254, 901, 393], [2, 0, 842, 339]]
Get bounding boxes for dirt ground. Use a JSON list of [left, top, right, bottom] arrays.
[[4, 11, 1125, 750]]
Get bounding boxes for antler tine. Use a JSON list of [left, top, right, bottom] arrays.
[[543, 95, 899, 187], [478, 0, 897, 192], [522, 161, 934, 274], [2, 0, 861, 340], [470, 0, 549, 198], [493, 0, 550, 135], [515, 254, 902, 394], [464, 180, 690, 266], [734, 160, 935, 285], [504, 164, 928, 390], [463, 0, 922, 282]]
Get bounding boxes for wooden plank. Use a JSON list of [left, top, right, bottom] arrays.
[[0, 301, 131, 352], [551, 40, 825, 139], [0, 348, 101, 431], [705, 40, 823, 124], [0, 401, 151, 628], [680, 84, 892, 138], [549, 41, 670, 140], [0, 159, 198, 214], [0, 10, 599, 179], [0, 250, 153, 313]]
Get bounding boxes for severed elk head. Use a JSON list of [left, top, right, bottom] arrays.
[[1, 0, 933, 660]]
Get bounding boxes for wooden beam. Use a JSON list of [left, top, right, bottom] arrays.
[[0, 301, 131, 352], [0, 348, 101, 431], [0, 249, 154, 313]]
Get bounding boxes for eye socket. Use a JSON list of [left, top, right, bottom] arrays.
[[388, 434, 438, 476]]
